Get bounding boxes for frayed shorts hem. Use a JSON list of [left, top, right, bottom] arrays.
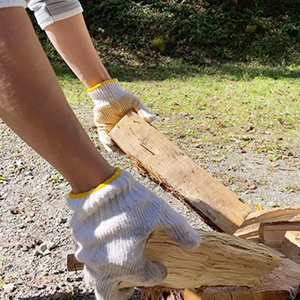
[[0, 0, 26, 9], [37, 6, 83, 29]]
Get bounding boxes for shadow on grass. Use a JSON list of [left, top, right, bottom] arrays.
[[53, 60, 300, 83]]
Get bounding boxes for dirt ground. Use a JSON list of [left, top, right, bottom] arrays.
[[1, 107, 300, 299]]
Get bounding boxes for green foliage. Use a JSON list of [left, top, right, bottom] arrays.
[[49, 172, 64, 183], [31, 0, 300, 65]]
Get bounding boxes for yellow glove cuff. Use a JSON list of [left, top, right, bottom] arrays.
[[87, 78, 118, 92], [68, 167, 122, 199]]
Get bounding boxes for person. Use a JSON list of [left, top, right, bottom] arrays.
[[0, 2, 202, 300]]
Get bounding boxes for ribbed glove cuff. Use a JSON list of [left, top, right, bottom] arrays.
[[67, 168, 134, 220], [88, 79, 128, 106]]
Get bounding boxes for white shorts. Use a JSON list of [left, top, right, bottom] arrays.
[[0, 0, 26, 9], [0, 0, 83, 29]]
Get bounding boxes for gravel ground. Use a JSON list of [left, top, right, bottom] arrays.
[[1, 108, 300, 299]]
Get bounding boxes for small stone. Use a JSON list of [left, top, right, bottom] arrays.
[[48, 242, 58, 251], [38, 284, 47, 290], [43, 249, 51, 256], [3, 283, 15, 292], [10, 206, 24, 215], [56, 217, 67, 225], [235, 147, 246, 154], [39, 243, 47, 252], [33, 249, 42, 257], [284, 149, 293, 157], [179, 112, 191, 119], [242, 136, 253, 141], [0, 192, 7, 200]]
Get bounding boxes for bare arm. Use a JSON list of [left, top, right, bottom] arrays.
[[0, 7, 114, 193], [45, 13, 111, 88]]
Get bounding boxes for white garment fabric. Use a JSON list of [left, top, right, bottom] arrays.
[[0, 0, 26, 8], [26, 0, 83, 29], [0, 0, 82, 29], [67, 168, 201, 300]]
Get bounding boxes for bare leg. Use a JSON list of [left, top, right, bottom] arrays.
[[45, 13, 111, 88], [0, 7, 114, 194]]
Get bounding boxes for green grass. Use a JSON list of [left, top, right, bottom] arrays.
[[55, 60, 300, 160]]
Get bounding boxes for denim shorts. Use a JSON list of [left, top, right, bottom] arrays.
[[0, 0, 83, 29]]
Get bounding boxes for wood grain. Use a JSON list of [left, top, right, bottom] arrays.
[[242, 207, 300, 227], [235, 207, 300, 244], [139, 256, 300, 300], [259, 221, 300, 250], [280, 231, 300, 263], [109, 112, 251, 234], [68, 229, 282, 289]]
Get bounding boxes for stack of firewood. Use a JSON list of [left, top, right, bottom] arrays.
[[235, 206, 300, 262]]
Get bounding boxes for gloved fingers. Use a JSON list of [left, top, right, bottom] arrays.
[[160, 210, 202, 250], [98, 130, 117, 152], [94, 280, 134, 300], [130, 258, 167, 287], [137, 106, 156, 123], [132, 98, 155, 123]]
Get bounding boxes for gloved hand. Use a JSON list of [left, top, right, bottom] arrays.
[[67, 168, 201, 300], [88, 79, 155, 152]]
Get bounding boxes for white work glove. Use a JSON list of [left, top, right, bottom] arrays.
[[67, 168, 201, 300], [88, 79, 155, 152]]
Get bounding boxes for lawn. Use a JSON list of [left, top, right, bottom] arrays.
[[56, 60, 300, 164]]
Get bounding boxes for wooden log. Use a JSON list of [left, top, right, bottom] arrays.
[[140, 255, 300, 300], [234, 207, 300, 243], [259, 221, 300, 250], [67, 253, 83, 273], [67, 251, 300, 300], [68, 229, 282, 288], [234, 223, 260, 242], [140, 288, 184, 300], [183, 288, 288, 300], [280, 231, 300, 264], [109, 112, 251, 234], [242, 207, 300, 227], [181, 256, 300, 300], [140, 287, 288, 300]]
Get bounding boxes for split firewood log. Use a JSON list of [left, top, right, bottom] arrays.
[[259, 220, 300, 250], [280, 231, 300, 264], [140, 255, 300, 300], [109, 111, 252, 234], [235, 207, 300, 244], [242, 207, 300, 227], [68, 229, 282, 288]]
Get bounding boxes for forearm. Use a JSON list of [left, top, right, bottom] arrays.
[[44, 13, 111, 88], [26, 0, 155, 153], [0, 7, 114, 193]]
